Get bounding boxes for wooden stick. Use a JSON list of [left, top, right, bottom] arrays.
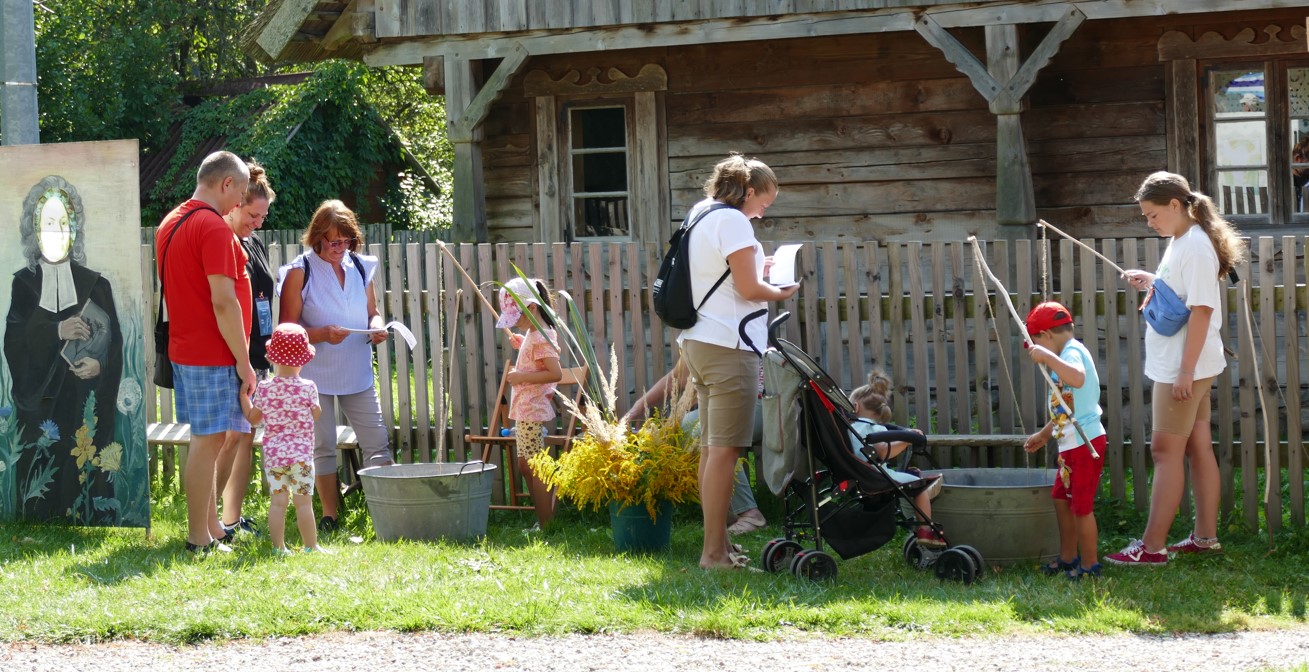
[[436, 240, 514, 339], [968, 236, 1099, 458], [1036, 219, 1128, 276]]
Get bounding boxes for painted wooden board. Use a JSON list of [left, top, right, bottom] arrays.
[[0, 140, 150, 527]]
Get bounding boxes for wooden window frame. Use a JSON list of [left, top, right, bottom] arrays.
[[1160, 23, 1307, 232], [560, 98, 636, 242], [526, 64, 669, 243]]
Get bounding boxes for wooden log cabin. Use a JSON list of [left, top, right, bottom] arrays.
[[244, 1, 1309, 244]]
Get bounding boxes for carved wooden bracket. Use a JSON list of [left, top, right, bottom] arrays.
[[523, 64, 667, 97], [1158, 24, 1308, 61], [915, 6, 1085, 115]]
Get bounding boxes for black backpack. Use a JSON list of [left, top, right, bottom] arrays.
[[652, 203, 733, 329], [296, 250, 366, 297]]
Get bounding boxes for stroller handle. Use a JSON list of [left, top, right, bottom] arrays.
[[768, 311, 791, 349]]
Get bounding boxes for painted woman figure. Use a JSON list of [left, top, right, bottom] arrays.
[[5, 176, 122, 523]]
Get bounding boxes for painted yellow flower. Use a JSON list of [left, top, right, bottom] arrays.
[[98, 443, 123, 473], [71, 424, 96, 469]]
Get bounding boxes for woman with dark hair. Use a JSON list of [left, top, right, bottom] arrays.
[[278, 200, 392, 532], [215, 161, 277, 537], [679, 154, 798, 570], [5, 175, 122, 523], [1106, 171, 1246, 567]]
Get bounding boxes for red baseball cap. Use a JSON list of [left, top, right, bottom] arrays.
[[1026, 301, 1074, 336]]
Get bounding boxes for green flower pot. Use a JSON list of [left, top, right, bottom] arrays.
[[609, 500, 674, 553]]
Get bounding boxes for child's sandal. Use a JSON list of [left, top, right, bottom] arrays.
[[1041, 555, 1078, 576], [1067, 562, 1102, 581]]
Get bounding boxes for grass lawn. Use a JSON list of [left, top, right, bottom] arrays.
[[2, 486, 1308, 644]]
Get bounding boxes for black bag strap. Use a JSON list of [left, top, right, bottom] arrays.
[[157, 205, 220, 321], [681, 202, 734, 311], [299, 250, 366, 298]]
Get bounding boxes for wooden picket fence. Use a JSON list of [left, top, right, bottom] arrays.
[[140, 234, 1309, 530]]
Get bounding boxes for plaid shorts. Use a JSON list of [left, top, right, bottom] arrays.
[[173, 364, 249, 436]]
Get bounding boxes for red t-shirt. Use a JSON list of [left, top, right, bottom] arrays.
[[156, 200, 251, 366]]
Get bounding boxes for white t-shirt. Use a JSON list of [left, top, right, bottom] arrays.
[[676, 198, 768, 353], [1143, 224, 1226, 384]]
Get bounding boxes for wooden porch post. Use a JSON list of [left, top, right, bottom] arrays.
[[987, 24, 1034, 228], [444, 44, 531, 242], [915, 7, 1085, 228]]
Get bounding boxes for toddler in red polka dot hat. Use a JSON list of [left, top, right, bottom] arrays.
[[240, 322, 324, 553]]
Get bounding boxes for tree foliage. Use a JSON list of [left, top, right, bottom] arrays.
[[33, 0, 266, 151], [145, 60, 453, 231], [29, 0, 453, 230]]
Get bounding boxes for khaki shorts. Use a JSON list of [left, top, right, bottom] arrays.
[[1151, 377, 1215, 436], [682, 340, 759, 449]]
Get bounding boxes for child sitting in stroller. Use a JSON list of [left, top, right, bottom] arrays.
[[848, 371, 946, 548]]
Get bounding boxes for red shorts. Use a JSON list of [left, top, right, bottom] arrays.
[[1051, 434, 1106, 516]]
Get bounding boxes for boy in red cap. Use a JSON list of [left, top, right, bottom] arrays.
[[1023, 301, 1106, 579], [241, 323, 324, 553]]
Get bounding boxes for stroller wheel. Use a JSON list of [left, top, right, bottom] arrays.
[[934, 548, 979, 584], [762, 539, 803, 573], [953, 544, 985, 578], [903, 535, 931, 570], [790, 550, 838, 581]]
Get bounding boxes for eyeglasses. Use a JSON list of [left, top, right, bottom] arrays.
[[324, 238, 356, 249]]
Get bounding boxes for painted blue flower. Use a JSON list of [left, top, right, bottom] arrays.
[[39, 419, 59, 442], [0, 406, 11, 419]]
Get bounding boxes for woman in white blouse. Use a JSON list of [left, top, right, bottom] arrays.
[[278, 200, 393, 532]]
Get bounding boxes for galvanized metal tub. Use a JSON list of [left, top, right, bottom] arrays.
[[359, 462, 497, 542], [923, 468, 1059, 566]]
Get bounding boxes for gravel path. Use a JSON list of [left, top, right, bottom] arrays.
[[5, 629, 1309, 671]]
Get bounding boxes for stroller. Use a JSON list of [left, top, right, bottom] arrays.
[[759, 312, 983, 583]]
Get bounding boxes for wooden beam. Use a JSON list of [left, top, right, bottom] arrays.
[[254, 0, 320, 62], [452, 43, 530, 141], [914, 16, 1001, 104], [986, 24, 1035, 227], [362, 0, 1309, 66], [422, 55, 444, 95], [447, 58, 488, 242], [1004, 6, 1085, 101], [321, 0, 361, 52], [1167, 59, 1200, 182]]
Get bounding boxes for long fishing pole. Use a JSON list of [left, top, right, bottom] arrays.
[[435, 240, 515, 340], [968, 236, 1099, 459], [1035, 219, 1128, 275]]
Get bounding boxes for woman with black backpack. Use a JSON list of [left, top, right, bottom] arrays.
[[678, 154, 798, 570]]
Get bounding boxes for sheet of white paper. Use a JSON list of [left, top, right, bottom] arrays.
[[769, 243, 803, 287], [342, 321, 417, 349]]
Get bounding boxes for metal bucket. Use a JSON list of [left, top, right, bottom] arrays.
[[924, 468, 1059, 566], [358, 462, 497, 542]]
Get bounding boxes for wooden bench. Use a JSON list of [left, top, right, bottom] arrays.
[[925, 434, 1029, 448], [913, 433, 1031, 469], [146, 422, 361, 493]]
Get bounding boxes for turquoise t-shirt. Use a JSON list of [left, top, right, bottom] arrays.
[[1049, 338, 1106, 452]]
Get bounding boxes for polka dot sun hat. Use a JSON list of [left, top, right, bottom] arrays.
[[265, 323, 316, 367]]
